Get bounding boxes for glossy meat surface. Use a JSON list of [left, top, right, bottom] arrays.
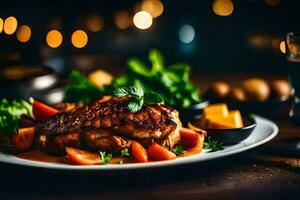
[[36, 97, 181, 154]]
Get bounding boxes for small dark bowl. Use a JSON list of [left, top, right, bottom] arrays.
[[190, 116, 256, 144], [176, 100, 210, 124]]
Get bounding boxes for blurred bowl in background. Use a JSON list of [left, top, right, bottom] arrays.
[[0, 65, 59, 103]]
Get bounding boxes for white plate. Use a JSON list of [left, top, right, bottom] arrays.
[[0, 115, 278, 171]]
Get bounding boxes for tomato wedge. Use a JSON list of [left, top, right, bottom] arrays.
[[131, 141, 148, 162], [32, 100, 58, 121], [66, 147, 101, 165], [12, 127, 35, 153], [186, 133, 205, 155], [147, 143, 176, 161], [180, 128, 200, 147]]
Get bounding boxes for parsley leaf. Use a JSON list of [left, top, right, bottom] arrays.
[[114, 86, 164, 113], [114, 86, 144, 99], [121, 149, 131, 157], [127, 99, 144, 113], [172, 145, 186, 155], [99, 151, 112, 164], [204, 137, 224, 152]]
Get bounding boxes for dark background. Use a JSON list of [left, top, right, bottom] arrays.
[[0, 0, 298, 75]]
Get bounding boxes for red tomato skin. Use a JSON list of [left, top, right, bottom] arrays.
[[180, 128, 200, 147], [32, 100, 58, 120], [65, 147, 101, 165]]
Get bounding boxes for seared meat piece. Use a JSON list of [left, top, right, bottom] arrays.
[[81, 128, 132, 152], [36, 132, 82, 155], [36, 96, 181, 154], [36, 128, 133, 155]]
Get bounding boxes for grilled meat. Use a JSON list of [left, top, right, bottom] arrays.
[[36, 96, 181, 154]]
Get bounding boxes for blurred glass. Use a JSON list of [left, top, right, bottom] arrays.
[[286, 32, 300, 121]]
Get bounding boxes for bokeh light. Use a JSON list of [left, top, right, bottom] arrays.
[[46, 30, 63, 48], [279, 41, 286, 54], [86, 14, 104, 32], [4, 16, 18, 35], [264, 0, 280, 6], [0, 18, 3, 33], [141, 0, 164, 18], [71, 30, 88, 48], [114, 11, 132, 29], [133, 11, 153, 30], [212, 0, 234, 17], [179, 25, 195, 44], [16, 25, 31, 43]]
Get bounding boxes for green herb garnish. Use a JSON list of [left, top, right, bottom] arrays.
[[99, 151, 112, 164], [204, 137, 224, 152], [121, 149, 131, 157], [0, 99, 32, 136], [114, 86, 164, 112], [172, 145, 186, 155], [116, 49, 201, 108]]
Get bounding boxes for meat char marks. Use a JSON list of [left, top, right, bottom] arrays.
[[36, 97, 181, 154]]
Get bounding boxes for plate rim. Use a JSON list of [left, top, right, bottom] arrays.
[[0, 115, 278, 171]]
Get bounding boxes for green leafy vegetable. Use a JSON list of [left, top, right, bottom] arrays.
[[63, 49, 202, 108], [64, 71, 107, 104], [0, 99, 32, 136], [121, 149, 131, 157], [114, 86, 164, 112], [113, 49, 201, 108], [204, 137, 224, 152], [172, 145, 186, 155], [99, 151, 112, 164]]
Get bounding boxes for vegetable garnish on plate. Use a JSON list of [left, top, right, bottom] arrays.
[[32, 99, 58, 121], [0, 99, 32, 136], [0, 99, 33, 151], [204, 137, 224, 152], [114, 86, 164, 112]]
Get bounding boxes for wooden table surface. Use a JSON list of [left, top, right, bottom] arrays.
[[1, 74, 300, 200]]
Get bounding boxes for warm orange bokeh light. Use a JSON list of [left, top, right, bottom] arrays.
[[4, 16, 18, 35], [115, 11, 132, 29], [141, 0, 164, 18], [133, 11, 153, 30], [46, 30, 63, 48], [86, 14, 104, 32], [212, 0, 234, 17], [71, 30, 88, 48], [279, 41, 286, 54], [0, 18, 3, 33], [16, 25, 31, 43]]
